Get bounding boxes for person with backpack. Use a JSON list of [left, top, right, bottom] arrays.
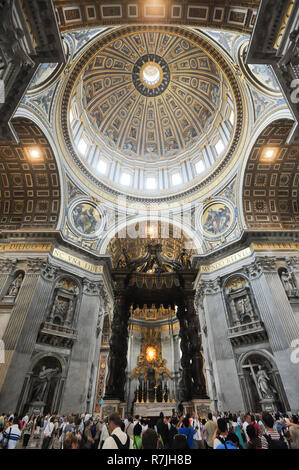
[[213, 418, 228, 449], [83, 418, 95, 449], [41, 416, 55, 449], [204, 413, 217, 449], [274, 413, 284, 436], [231, 414, 246, 449], [172, 434, 190, 449], [216, 431, 240, 449], [59, 414, 74, 449], [246, 423, 262, 449], [131, 423, 142, 449], [288, 416, 299, 449], [261, 412, 288, 449], [22, 413, 35, 448], [102, 413, 133, 449], [125, 416, 135, 437], [178, 417, 195, 449], [34, 413, 43, 440], [156, 412, 169, 448], [191, 413, 203, 449], [168, 417, 179, 448], [2, 417, 21, 449], [98, 418, 109, 449], [142, 428, 160, 449]]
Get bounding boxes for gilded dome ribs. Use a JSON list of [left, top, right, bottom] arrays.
[[118, 93, 142, 152]]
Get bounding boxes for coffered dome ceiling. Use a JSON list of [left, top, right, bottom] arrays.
[[80, 31, 224, 162], [62, 26, 242, 201]]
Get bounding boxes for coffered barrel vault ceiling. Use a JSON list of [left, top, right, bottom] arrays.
[[243, 119, 299, 231], [53, 1, 259, 34], [0, 118, 61, 231]]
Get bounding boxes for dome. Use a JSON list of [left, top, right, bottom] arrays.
[[64, 26, 241, 200]]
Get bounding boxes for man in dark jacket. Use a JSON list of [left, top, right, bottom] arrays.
[[156, 412, 169, 448]]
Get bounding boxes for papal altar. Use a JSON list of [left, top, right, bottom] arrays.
[[134, 402, 176, 417]]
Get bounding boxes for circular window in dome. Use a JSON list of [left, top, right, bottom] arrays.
[[142, 63, 161, 86], [132, 54, 170, 96]]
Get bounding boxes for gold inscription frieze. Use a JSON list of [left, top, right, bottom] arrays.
[[52, 248, 104, 274], [199, 247, 252, 274], [0, 243, 52, 252], [129, 322, 180, 332], [251, 242, 299, 251]]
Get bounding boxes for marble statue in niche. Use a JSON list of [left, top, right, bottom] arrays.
[[7, 273, 24, 298], [24, 357, 62, 415], [51, 296, 69, 323], [256, 365, 277, 399], [47, 278, 79, 327], [279, 268, 298, 298], [30, 365, 60, 402], [241, 355, 281, 412], [225, 276, 257, 326]]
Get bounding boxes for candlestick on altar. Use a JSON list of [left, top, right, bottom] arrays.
[[146, 389, 149, 403], [154, 385, 157, 403], [172, 391, 175, 403], [136, 388, 139, 403], [141, 381, 144, 403]]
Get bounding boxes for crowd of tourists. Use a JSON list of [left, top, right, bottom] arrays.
[[0, 409, 299, 450]]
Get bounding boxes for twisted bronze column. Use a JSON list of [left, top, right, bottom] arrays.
[[104, 287, 129, 401]]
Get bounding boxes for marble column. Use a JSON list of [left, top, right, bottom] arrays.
[[197, 278, 244, 411], [0, 259, 18, 339], [60, 279, 103, 414], [194, 290, 217, 411], [0, 258, 48, 411], [91, 288, 110, 413], [250, 257, 299, 412]]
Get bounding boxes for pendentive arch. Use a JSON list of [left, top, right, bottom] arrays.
[[99, 216, 204, 259]]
